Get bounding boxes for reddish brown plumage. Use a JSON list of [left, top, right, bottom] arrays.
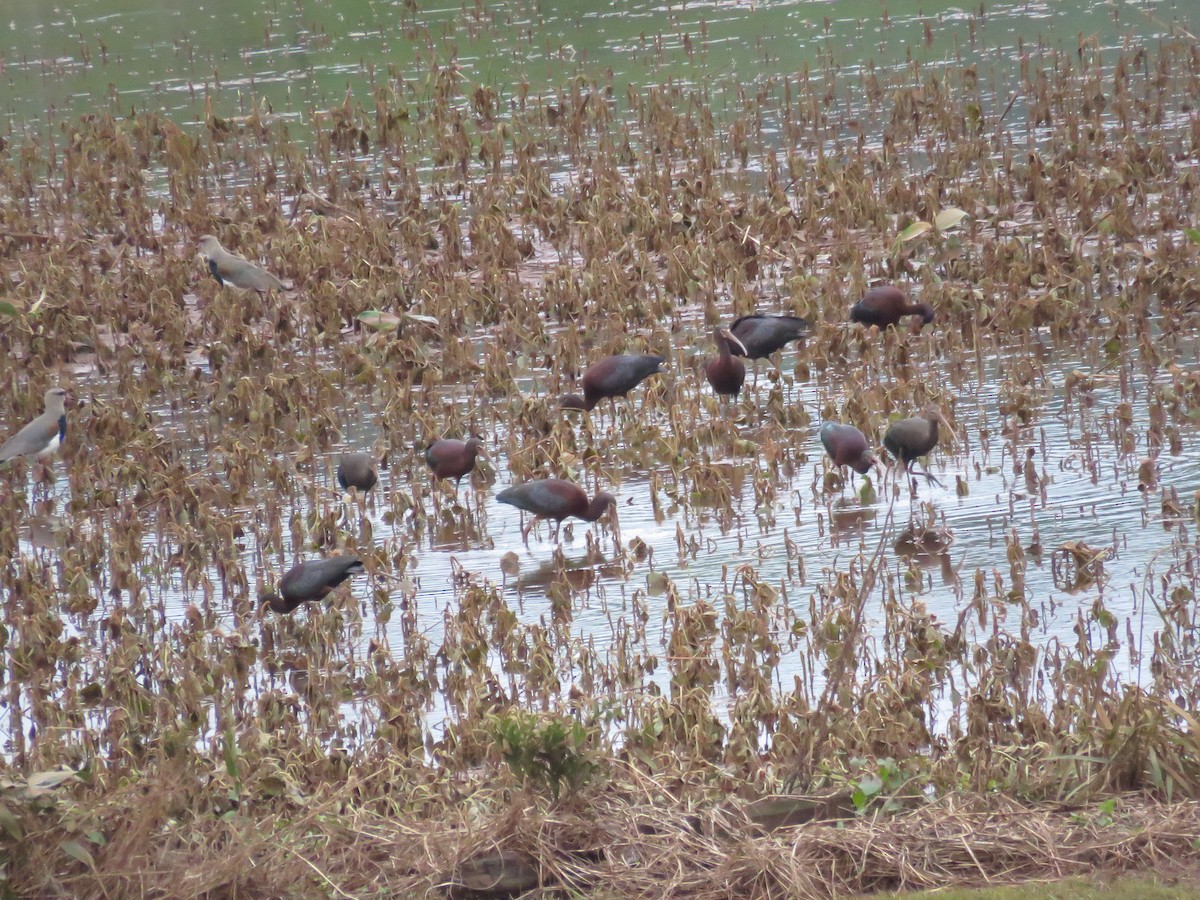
[[850, 285, 934, 330], [496, 478, 617, 540], [425, 438, 482, 486], [705, 328, 747, 399], [561, 354, 665, 411], [819, 422, 881, 475]]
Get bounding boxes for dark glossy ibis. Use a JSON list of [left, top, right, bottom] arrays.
[[425, 438, 483, 487], [850, 285, 934, 331], [198, 235, 284, 293], [705, 328, 748, 400], [728, 314, 810, 360], [260, 555, 365, 614], [561, 354, 665, 412], [819, 422, 882, 476], [496, 478, 616, 541], [337, 452, 378, 492], [0, 388, 68, 464], [883, 409, 948, 485]]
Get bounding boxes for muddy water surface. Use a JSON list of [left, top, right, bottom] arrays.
[[4, 0, 1198, 743]]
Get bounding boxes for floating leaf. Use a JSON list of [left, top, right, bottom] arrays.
[[357, 310, 402, 331], [403, 312, 440, 326], [0, 803, 22, 840], [223, 724, 239, 781], [898, 220, 933, 243], [933, 207, 969, 231], [28, 288, 47, 316], [59, 839, 96, 870], [27, 769, 78, 793], [257, 775, 287, 797], [858, 773, 884, 798], [858, 478, 877, 505], [80, 683, 103, 703]]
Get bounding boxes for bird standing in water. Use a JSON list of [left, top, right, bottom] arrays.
[[850, 285, 934, 331], [425, 438, 483, 488], [561, 354, 666, 414], [337, 453, 378, 493], [705, 328, 748, 403], [496, 478, 616, 542], [0, 387, 68, 481], [259, 555, 365, 614], [198, 235, 285, 293], [819, 422, 883, 476], [728, 314, 809, 361], [883, 409, 948, 486]]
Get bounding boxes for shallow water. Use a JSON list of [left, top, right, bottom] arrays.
[[2, 0, 1182, 133], [37, 313, 1192, 743], [3, 0, 1199, 749]]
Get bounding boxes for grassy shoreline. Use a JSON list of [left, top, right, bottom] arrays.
[[8, 772, 1200, 896]]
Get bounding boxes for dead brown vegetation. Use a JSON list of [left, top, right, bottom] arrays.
[[1, 7, 1199, 899]]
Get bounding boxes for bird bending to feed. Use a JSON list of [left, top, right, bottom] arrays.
[[819, 422, 883, 476], [728, 314, 810, 360], [496, 478, 617, 542], [337, 452, 378, 492], [425, 438, 483, 487], [883, 409, 948, 486], [198, 234, 284, 293], [0, 388, 68, 465], [705, 328, 748, 401], [850, 285, 934, 331], [561, 354, 666, 412], [260, 555, 365, 614]]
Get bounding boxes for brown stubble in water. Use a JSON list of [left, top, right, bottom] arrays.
[[3, 18, 1200, 894]]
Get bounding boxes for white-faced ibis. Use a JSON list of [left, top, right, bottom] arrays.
[[260, 555, 365, 614], [883, 409, 948, 485], [561, 354, 665, 412], [425, 438, 483, 487], [705, 328, 748, 400], [0, 388, 67, 464], [337, 452, 378, 492], [496, 478, 616, 542], [728, 314, 810, 360], [198, 235, 284, 293], [819, 422, 882, 476], [850, 285, 934, 331]]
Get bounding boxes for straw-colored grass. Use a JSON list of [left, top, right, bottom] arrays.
[[873, 871, 1200, 899], [10, 771, 1200, 898]]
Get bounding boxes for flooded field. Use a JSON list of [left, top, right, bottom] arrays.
[[2, 0, 1178, 130], [3, 0, 1200, 894]]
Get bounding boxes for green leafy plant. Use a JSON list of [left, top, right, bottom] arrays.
[[492, 709, 602, 801], [849, 757, 924, 814]]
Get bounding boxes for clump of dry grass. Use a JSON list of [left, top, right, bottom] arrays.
[[8, 767, 1200, 898]]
